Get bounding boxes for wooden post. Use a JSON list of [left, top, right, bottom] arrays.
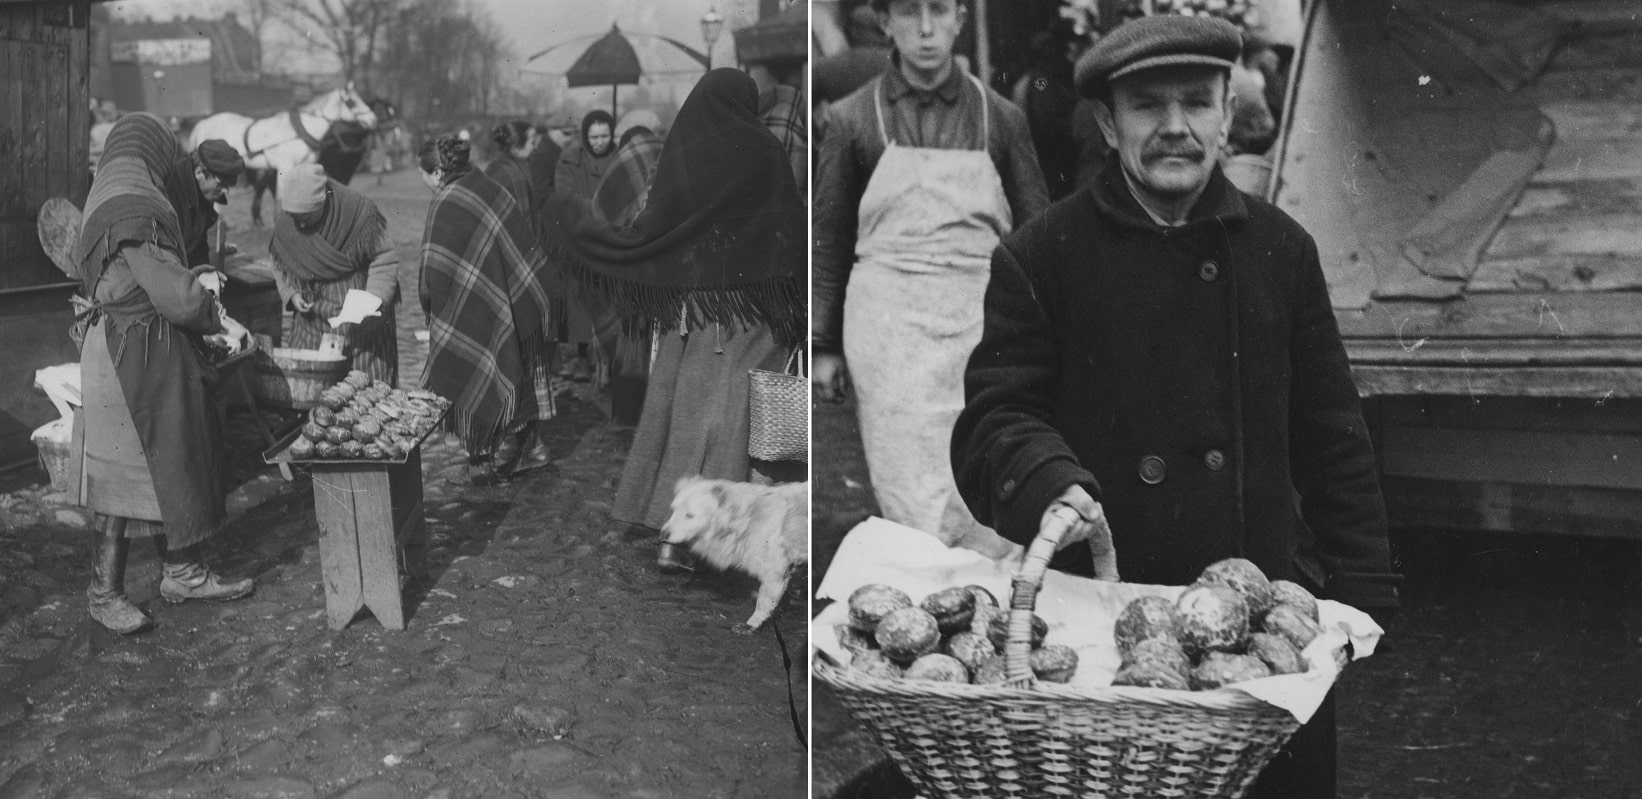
[[975, 0, 992, 86]]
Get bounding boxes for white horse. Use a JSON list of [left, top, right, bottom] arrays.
[[188, 83, 379, 176]]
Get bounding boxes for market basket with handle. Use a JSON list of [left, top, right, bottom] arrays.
[[813, 508, 1320, 799]]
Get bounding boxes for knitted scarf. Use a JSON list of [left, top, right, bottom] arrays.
[[542, 69, 806, 348]]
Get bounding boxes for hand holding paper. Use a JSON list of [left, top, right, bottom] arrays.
[[328, 289, 384, 328]]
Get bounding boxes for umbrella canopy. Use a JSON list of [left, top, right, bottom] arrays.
[[733, 3, 808, 64], [566, 24, 643, 88]]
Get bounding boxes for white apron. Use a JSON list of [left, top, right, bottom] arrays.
[[843, 74, 1019, 558]]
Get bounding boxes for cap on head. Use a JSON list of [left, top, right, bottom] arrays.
[[194, 139, 245, 185], [277, 163, 328, 214], [1074, 15, 1242, 99]]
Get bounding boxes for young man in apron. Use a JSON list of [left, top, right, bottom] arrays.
[[812, 0, 1050, 556]]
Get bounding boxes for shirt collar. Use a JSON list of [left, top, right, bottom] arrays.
[[883, 53, 964, 105]]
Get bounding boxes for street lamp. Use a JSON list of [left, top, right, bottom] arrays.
[[700, 5, 724, 70]]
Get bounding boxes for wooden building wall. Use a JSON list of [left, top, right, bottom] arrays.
[[0, 1, 92, 470]]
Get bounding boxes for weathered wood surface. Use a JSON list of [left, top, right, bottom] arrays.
[[1537, 0, 1642, 35], [1373, 395, 1642, 435], [1353, 365, 1642, 399], [1348, 338, 1642, 365], [1338, 294, 1642, 338], [1379, 426, 1642, 489], [1382, 476, 1642, 540]]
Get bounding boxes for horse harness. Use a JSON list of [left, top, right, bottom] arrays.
[[240, 108, 328, 162]]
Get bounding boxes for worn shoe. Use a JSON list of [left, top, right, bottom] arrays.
[[160, 563, 254, 604], [446, 463, 506, 487], [87, 586, 152, 634]]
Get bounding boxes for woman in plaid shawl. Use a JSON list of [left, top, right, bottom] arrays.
[[417, 134, 556, 485], [543, 69, 806, 565]]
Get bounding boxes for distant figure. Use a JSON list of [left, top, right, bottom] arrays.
[[554, 110, 619, 383], [750, 59, 808, 201], [1011, 21, 1106, 200]]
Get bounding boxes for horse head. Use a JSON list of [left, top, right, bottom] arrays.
[[306, 83, 379, 130]]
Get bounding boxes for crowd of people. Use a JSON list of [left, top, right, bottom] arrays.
[[71, 64, 808, 628]]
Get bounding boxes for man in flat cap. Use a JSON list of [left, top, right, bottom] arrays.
[[951, 15, 1399, 797], [813, 0, 1048, 558], [268, 162, 401, 385]]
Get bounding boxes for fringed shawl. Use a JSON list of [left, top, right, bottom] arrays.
[[542, 69, 806, 349], [269, 180, 387, 286], [418, 168, 554, 457]]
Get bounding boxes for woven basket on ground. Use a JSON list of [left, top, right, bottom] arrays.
[[813, 508, 1305, 799]]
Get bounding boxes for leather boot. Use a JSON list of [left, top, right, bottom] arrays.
[[159, 543, 254, 604], [507, 426, 554, 476], [489, 433, 522, 476], [86, 516, 152, 634]]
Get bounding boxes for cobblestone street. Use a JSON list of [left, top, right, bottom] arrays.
[[0, 170, 807, 799]]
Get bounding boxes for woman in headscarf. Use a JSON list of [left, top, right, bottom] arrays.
[[543, 69, 806, 568], [417, 134, 556, 485], [74, 112, 257, 634], [553, 109, 618, 382], [585, 117, 667, 425], [483, 120, 538, 214], [268, 163, 401, 384]]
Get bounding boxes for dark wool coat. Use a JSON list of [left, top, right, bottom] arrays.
[[952, 157, 1399, 611]]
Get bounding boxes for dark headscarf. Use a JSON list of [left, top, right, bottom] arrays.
[[579, 110, 616, 157], [75, 112, 202, 290], [543, 69, 805, 347]]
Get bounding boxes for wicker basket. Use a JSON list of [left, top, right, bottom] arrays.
[[813, 508, 1305, 799], [33, 435, 73, 493], [747, 349, 807, 462], [249, 347, 350, 410]]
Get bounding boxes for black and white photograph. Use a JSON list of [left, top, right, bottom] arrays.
[[809, 1, 1642, 798], [0, 0, 808, 796]]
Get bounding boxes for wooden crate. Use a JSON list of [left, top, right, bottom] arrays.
[[307, 449, 429, 631]]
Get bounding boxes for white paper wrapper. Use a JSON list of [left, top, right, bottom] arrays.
[[814, 517, 1383, 724], [327, 289, 384, 328]]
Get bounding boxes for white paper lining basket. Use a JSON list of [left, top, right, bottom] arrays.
[[812, 514, 1377, 799]]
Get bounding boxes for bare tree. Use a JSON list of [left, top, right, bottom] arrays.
[[376, 0, 511, 121], [238, 0, 277, 73], [273, 0, 403, 89]]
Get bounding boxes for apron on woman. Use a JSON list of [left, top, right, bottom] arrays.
[[843, 74, 1019, 557]]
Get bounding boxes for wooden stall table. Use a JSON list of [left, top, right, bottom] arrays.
[[264, 418, 440, 631]]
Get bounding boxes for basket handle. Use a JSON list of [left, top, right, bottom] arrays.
[[1003, 504, 1083, 687], [785, 347, 805, 377]]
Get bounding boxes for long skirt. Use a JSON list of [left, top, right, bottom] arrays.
[[79, 316, 225, 546], [611, 323, 785, 530]]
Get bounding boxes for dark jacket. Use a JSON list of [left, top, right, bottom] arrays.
[[952, 156, 1398, 612]]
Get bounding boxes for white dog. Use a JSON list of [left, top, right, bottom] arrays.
[[662, 476, 808, 634]]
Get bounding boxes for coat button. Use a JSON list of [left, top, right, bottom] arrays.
[[1204, 449, 1226, 471], [1199, 260, 1220, 282], [1001, 478, 1018, 495], [1138, 455, 1167, 485]]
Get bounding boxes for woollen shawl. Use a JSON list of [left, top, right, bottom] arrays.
[[543, 69, 805, 347]]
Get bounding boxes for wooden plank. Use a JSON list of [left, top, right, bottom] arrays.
[[355, 466, 403, 631], [1486, 212, 1642, 258], [1536, 0, 1642, 35], [1508, 178, 1642, 219], [1539, 102, 1642, 140], [1528, 68, 1642, 105], [1347, 338, 1642, 366], [1536, 138, 1642, 181], [1379, 426, 1642, 489], [1383, 477, 1642, 541], [1353, 364, 1642, 398], [1467, 253, 1642, 292], [1374, 395, 1642, 436], [1337, 293, 1642, 338], [311, 466, 365, 631], [1547, 32, 1642, 72]]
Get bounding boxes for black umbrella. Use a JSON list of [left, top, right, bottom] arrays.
[[529, 23, 710, 118]]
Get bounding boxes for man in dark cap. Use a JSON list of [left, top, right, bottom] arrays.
[[951, 15, 1399, 798], [185, 138, 245, 267]]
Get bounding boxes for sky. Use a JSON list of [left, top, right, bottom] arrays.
[[106, 0, 767, 120]]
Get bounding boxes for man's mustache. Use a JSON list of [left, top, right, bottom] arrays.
[[1144, 143, 1206, 162]]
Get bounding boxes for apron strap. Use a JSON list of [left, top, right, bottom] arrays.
[[872, 77, 892, 148]]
